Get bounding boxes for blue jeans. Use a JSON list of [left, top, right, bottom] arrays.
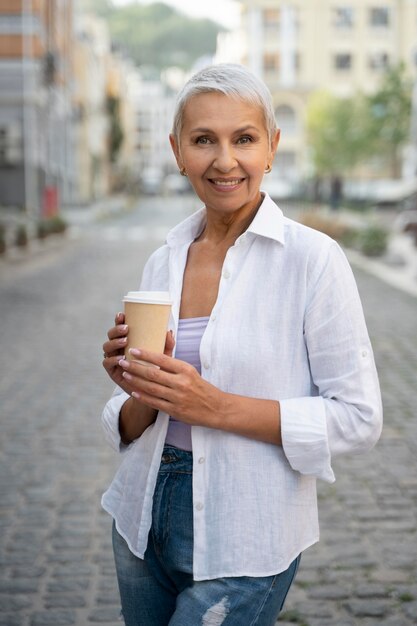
[[112, 445, 300, 626]]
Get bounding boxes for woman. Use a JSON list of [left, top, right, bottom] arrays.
[[101, 64, 382, 626]]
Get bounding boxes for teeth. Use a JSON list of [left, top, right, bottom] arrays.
[[212, 179, 242, 186]]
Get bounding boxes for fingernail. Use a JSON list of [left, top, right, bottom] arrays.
[[120, 325, 128, 332], [119, 359, 129, 368], [129, 348, 141, 357], [122, 371, 132, 381], [118, 337, 127, 345]]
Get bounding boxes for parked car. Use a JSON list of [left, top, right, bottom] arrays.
[[140, 168, 163, 195], [163, 173, 191, 195]]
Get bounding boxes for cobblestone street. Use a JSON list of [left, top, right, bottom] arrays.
[[0, 198, 416, 626]]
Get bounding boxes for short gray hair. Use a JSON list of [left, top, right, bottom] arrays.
[[172, 64, 278, 143]]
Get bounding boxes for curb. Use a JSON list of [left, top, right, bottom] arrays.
[[345, 247, 417, 298]]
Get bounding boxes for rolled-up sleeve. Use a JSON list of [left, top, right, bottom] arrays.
[[100, 248, 169, 453], [281, 242, 383, 482], [101, 386, 130, 452]]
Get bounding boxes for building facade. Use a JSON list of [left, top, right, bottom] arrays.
[[133, 77, 178, 188], [0, 0, 75, 214], [235, 0, 417, 182], [73, 13, 111, 203]]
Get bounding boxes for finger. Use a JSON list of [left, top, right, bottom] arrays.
[[103, 336, 127, 355], [164, 330, 175, 356], [131, 389, 173, 414], [104, 354, 125, 366], [122, 372, 175, 404], [128, 348, 180, 372], [119, 357, 176, 390], [107, 324, 128, 340], [114, 311, 125, 325]]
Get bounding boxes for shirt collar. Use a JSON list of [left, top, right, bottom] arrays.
[[166, 192, 285, 247], [247, 192, 285, 244]]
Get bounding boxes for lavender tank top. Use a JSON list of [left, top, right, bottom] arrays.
[[165, 316, 209, 451]]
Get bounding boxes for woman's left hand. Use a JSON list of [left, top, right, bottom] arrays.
[[118, 348, 223, 427]]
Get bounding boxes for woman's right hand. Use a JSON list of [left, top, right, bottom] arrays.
[[103, 314, 176, 444], [102, 313, 176, 393], [102, 312, 131, 392]]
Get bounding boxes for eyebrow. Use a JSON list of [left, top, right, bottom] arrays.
[[189, 125, 261, 134]]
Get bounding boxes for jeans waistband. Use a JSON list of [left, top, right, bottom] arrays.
[[159, 444, 193, 474]]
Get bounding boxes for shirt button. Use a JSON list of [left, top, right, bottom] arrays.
[[198, 457, 205, 464], [211, 314, 217, 321], [362, 350, 368, 358], [222, 269, 230, 279], [195, 502, 204, 511], [203, 361, 210, 369]]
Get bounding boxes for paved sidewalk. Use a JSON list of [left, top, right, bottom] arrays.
[[0, 198, 416, 625], [280, 269, 417, 626]]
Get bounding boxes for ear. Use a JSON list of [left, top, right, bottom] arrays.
[[169, 134, 183, 169], [269, 129, 280, 162]]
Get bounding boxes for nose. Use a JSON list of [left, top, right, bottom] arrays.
[[212, 143, 238, 173]]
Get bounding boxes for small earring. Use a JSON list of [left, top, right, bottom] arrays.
[[264, 164, 272, 174], [180, 167, 187, 177]]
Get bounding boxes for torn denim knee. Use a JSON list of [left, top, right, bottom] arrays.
[[201, 596, 230, 625]]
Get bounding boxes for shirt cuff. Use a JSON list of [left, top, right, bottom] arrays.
[[280, 396, 335, 483], [101, 387, 131, 452]]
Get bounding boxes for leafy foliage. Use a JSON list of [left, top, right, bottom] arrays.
[[366, 63, 412, 177], [306, 64, 412, 179], [80, 0, 224, 71], [306, 91, 371, 176], [107, 96, 124, 162]]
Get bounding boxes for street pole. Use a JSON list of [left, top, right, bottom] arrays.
[[410, 62, 417, 179], [22, 0, 38, 218]]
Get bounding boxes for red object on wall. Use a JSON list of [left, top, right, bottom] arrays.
[[42, 186, 59, 217]]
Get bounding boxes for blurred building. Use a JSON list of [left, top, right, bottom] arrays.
[[133, 76, 177, 189], [106, 51, 138, 192], [72, 13, 139, 202], [73, 13, 110, 202], [234, 0, 417, 182], [0, 0, 75, 214]]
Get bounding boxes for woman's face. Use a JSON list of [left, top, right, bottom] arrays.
[[170, 92, 280, 219]]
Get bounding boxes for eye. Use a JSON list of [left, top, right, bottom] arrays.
[[195, 136, 212, 145], [237, 135, 253, 144]]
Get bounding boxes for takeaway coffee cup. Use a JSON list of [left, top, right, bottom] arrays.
[[123, 291, 172, 362]]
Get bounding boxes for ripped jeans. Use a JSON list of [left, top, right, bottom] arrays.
[[112, 445, 300, 626]]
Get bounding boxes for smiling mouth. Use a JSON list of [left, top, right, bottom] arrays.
[[208, 178, 245, 188]]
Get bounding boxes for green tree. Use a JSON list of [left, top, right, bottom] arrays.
[[80, 1, 223, 72], [306, 65, 412, 183], [366, 63, 412, 178], [107, 96, 124, 163], [80, 0, 114, 17], [306, 91, 370, 177]]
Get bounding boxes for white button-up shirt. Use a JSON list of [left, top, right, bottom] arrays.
[[101, 193, 382, 581]]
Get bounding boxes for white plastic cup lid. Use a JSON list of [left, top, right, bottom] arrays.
[[123, 291, 172, 305]]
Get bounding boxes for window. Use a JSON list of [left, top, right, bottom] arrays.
[[368, 52, 390, 70], [333, 7, 354, 28], [264, 53, 280, 73], [334, 53, 352, 70], [369, 7, 390, 28], [263, 8, 280, 31], [274, 151, 296, 178], [275, 105, 297, 135], [0, 125, 22, 166], [0, 128, 7, 162], [0, 14, 43, 35]]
